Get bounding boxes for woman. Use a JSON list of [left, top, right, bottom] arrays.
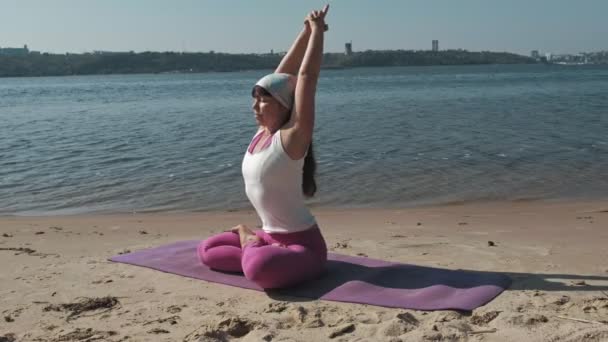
[[197, 5, 330, 289]]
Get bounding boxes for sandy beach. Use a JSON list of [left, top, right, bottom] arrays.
[[1, 200, 607, 341]]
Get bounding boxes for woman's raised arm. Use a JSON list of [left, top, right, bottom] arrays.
[[275, 26, 311, 76], [276, 7, 329, 76], [282, 5, 328, 160]]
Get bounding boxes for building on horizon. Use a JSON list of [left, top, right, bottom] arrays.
[[0, 44, 29, 56], [531, 50, 539, 59], [345, 41, 352, 55], [432, 40, 439, 52]]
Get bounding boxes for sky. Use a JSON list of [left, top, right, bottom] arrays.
[[1, 0, 607, 56]]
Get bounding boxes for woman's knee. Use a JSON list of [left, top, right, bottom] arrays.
[[242, 249, 323, 289], [245, 265, 292, 289], [198, 241, 243, 272], [201, 231, 240, 250], [249, 263, 324, 289], [198, 232, 240, 266]]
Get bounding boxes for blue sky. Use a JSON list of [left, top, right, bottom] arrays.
[[1, 0, 606, 56]]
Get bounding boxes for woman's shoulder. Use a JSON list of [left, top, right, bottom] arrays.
[[277, 127, 309, 161]]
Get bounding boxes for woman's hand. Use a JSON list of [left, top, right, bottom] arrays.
[[304, 4, 329, 32]]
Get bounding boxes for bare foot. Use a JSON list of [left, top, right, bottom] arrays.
[[235, 224, 260, 248]]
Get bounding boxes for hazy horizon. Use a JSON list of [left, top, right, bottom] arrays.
[[2, 0, 607, 56]]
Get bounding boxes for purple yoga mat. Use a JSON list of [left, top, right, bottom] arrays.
[[110, 240, 511, 311]]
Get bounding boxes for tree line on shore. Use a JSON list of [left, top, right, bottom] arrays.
[[0, 49, 536, 77]]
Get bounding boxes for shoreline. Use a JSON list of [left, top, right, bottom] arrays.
[[1, 199, 607, 341], [3, 196, 608, 218]]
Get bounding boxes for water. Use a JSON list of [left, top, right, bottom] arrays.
[[1, 64, 607, 215]]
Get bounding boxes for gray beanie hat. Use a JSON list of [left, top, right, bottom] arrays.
[[254, 73, 297, 109]]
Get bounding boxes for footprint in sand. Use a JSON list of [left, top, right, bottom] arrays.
[[433, 311, 464, 323], [241, 329, 275, 342], [290, 306, 307, 323], [3, 307, 24, 322], [422, 330, 466, 341], [138, 287, 155, 294], [147, 328, 169, 334], [508, 313, 548, 326], [53, 328, 119, 341], [470, 311, 500, 325], [332, 240, 350, 249], [582, 296, 608, 313], [380, 319, 415, 337], [354, 311, 382, 324], [328, 323, 355, 339], [215, 317, 258, 338], [378, 312, 420, 337], [263, 302, 288, 313], [553, 295, 571, 306], [271, 305, 324, 329], [0, 333, 16, 341], [166, 305, 183, 314], [297, 307, 324, 328]]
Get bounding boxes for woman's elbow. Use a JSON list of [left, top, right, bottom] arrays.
[[298, 71, 320, 79]]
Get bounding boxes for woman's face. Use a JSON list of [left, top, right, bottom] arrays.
[[251, 92, 289, 130]]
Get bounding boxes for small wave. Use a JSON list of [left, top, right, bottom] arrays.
[[106, 142, 131, 152], [97, 156, 144, 166]]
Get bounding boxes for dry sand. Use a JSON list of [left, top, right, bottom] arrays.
[[1, 200, 608, 341]]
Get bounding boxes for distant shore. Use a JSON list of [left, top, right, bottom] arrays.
[[0, 49, 536, 78]]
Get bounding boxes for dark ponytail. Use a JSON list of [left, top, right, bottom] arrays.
[[302, 142, 317, 197]]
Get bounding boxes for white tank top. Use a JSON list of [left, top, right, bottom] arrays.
[[242, 129, 316, 233]]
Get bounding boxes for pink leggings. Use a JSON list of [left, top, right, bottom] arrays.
[[197, 225, 328, 289]]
